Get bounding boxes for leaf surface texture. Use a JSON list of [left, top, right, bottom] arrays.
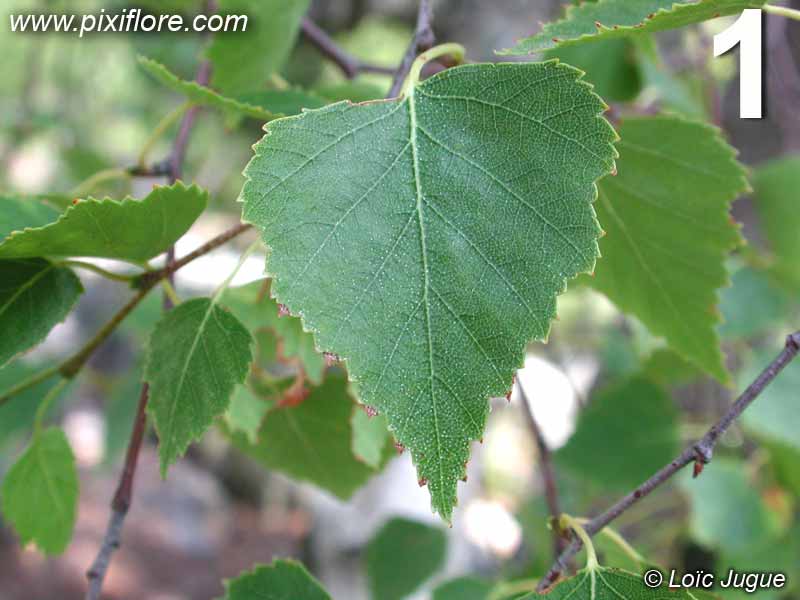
[[240, 62, 617, 518]]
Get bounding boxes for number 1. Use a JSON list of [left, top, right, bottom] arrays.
[[714, 9, 763, 119]]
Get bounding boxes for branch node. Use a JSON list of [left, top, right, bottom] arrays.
[[788, 332, 800, 351]]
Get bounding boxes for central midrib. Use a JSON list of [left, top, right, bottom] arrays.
[[407, 89, 445, 502]]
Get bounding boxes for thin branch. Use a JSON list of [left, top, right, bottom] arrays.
[[301, 18, 395, 79], [85, 384, 148, 600], [518, 381, 565, 558], [537, 331, 800, 592], [387, 0, 435, 98], [135, 223, 253, 290]]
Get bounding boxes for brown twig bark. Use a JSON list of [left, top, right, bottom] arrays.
[[387, 0, 435, 98], [517, 381, 565, 558], [301, 18, 394, 79], [85, 384, 148, 600], [537, 331, 800, 592]]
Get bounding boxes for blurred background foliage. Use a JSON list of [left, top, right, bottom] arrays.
[[1, 0, 799, 599]]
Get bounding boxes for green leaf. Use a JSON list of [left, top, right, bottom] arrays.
[[719, 267, 791, 340], [739, 347, 800, 451], [138, 56, 277, 121], [588, 116, 747, 382], [229, 369, 389, 499], [433, 577, 494, 600], [0, 427, 79, 555], [351, 407, 391, 469], [223, 559, 331, 600], [236, 89, 329, 117], [240, 61, 617, 519], [545, 39, 642, 102], [224, 376, 293, 444], [222, 281, 325, 384], [0, 195, 60, 239], [556, 376, 680, 490], [641, 348, 701, 386], [145, 297, 254, 476], [752, 157, 800, 292], [525, 566, 719, 599], [500, 0, 767, 54], [207, 0, 311, 95], [0, 259, 83, 367], [679, 459, 780, 555], [0, 182, 207, 262], [315, 81, 385, 103], [365, 517, 447, 600]]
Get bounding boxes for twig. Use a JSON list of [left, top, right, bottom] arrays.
[[537, 331, 800, 592], [387, 0, 435, 98], [85, 384, 148, 600], [301, 18, 395, 79], [135, 223, 253, 290], [518, 381, 564, 558]]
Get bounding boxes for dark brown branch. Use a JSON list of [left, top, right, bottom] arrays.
[[301, 18, 394, 79], [537, 331, 800, 592], [518, 382, 565, 558], [387, 0, 435, 98]]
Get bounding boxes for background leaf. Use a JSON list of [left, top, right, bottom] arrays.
[[0, 427, 79, 555], [229, 369, 390, 499], [208, 0, 311, 95], [138, 56, 277, 121], [739, 347, 800, 451], [365, 517, 447, 600], [679, 459, 780, 555], [588, 116, 747, 382], [752, 157, 800, 292], [0, 195, 60, 238], [545, 39, 642, 102], [0, 259, 82, 366], [556, 376, 680, 490], [224, 559, 331, 600], [433, 577, 494, 600], [0, 182, 208, 262], [240, 61, 617, 519], [500, 0, 766, 54], [146, 297, 253, 476]]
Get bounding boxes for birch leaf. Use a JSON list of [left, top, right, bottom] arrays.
[[0, 182, 207, 262], [208, 0, 310, 95], [0, 428, 78, 555], [229, 369, 389, 499], [138, 57, 277, 121], [752, 157, 800, 292], [365, 518, 447, 600], [240, 61, 617, 519], [145, 297, 253, 476], [0, 259, 83, 367], [224, 560, 331, 600], [501, 0, 766, 54], [0, 195, 60, 239], [589, 117, 747, 382]]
